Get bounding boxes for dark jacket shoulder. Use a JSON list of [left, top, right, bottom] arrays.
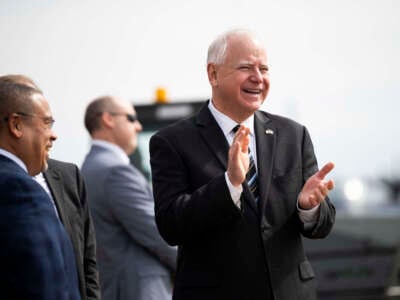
[[47, 158, 79, 173], [258, 110, 305, 130]]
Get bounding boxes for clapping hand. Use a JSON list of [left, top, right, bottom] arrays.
[[298, 162, 335, 210], [227, 125, 250, 187]]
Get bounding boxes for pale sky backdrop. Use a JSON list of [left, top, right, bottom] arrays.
[[1, 0, 399, 181]]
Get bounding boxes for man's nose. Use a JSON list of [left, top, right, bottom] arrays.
[[50, 130, 58, 141], [249, 68, 263, 83], [135, 121, 143, 132]]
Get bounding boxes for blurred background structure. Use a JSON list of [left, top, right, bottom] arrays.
[[1, 0, 400, 298]]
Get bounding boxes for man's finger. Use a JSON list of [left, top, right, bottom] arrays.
[[316, 162, 335, 179], [309, 194, 318, 207], [318, 183, 328, 196], [233, 125, 249, 140], [229, 141, 240, 161], [233, 127, 250, 152], [326, 179, 334, 190]]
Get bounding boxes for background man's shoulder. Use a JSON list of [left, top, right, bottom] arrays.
[[47, 158, 79, 174]]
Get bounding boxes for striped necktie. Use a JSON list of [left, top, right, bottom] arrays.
[[246, 151, 259, 201], [232, 125, 259, 201]]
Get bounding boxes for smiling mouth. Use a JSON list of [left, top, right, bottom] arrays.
[[243, 88, 262, 95]]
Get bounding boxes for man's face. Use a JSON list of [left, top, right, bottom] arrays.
[[210, 34, 270, 121], [111, 101, 142, 155], [21, 94, 57, 175]]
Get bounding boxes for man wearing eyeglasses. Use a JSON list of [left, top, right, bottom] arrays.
[[81, 96, 177, 300], [0, 74, 81, 299]]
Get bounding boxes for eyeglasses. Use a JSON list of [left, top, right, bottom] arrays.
[[108, 112, 139, 123], [3, 112, 55, 129]]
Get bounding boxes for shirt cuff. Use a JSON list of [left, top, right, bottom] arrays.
[[297, 200, 320, 223], [225, 172, 242, 208]]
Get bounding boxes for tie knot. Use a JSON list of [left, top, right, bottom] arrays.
[[232, 124, 240, 133]]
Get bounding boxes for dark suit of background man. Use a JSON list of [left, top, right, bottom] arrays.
[[150, 29, 336, 300], [81, 96, 177, 300], [34, 159, 100, 300], [0, 74, 81, 299]]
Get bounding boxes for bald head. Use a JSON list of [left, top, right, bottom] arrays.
[[84, 96, 121, 134], [84, 95, 142, 155]]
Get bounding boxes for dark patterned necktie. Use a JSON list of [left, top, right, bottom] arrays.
[[232, 125, 259, 201]]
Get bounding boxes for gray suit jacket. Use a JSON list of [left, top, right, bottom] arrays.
[[81, 144, 177, 300], [43, 159, 100, 300]]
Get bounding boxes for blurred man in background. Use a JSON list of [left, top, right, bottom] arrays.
[[81, 95, 177, 300], [35, 158, 100, 300]]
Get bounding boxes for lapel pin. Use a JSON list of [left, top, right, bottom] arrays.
[[265, 129, 274, 135]]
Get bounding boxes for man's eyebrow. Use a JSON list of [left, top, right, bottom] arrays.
[[238, 61, 252, 65]]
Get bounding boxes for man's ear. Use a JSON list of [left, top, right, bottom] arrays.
[[101, 112, 114, 128], [207, 63, 218, 87], [8, 114, 23, 138]]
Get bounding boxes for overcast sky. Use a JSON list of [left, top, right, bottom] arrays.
[[1, 0, 399, 181]]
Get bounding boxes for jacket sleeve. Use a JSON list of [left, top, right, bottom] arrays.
[[104, 164, 178, 271], [149, 133, 242, 246], [75, 166, 101, 300], [299, 126, 336, 239]]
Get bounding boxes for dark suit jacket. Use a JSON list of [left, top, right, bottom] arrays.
[[149, 103, 336, 300], [0, 155, 81, 300], [43, 159, 100, 300]]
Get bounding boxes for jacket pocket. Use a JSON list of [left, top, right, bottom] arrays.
[[272, 167, 301, 183]]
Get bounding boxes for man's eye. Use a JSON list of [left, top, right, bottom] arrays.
[[239, 66, 250, 70], [44, 119, 55, 128]]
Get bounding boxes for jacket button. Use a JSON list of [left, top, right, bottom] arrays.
[[260, 225, 268, 233]]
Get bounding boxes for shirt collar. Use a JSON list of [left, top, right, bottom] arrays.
[[208, 100, 254, 136], [91, 139, 130, 165], [0, 148, 28, 173]]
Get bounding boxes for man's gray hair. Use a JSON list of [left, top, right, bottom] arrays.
[[206, 29, 257, 65], [0, 74, 42, 118]]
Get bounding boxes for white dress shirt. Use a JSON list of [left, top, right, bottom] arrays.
[[33, 172, 60, 219], [207, 100, 319, 222]]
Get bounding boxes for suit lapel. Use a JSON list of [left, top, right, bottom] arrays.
[[43, 166, 73, 235], [254, 111, 276, 221], [195, 103, 263, 217], [196, 103, 230, 169]]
